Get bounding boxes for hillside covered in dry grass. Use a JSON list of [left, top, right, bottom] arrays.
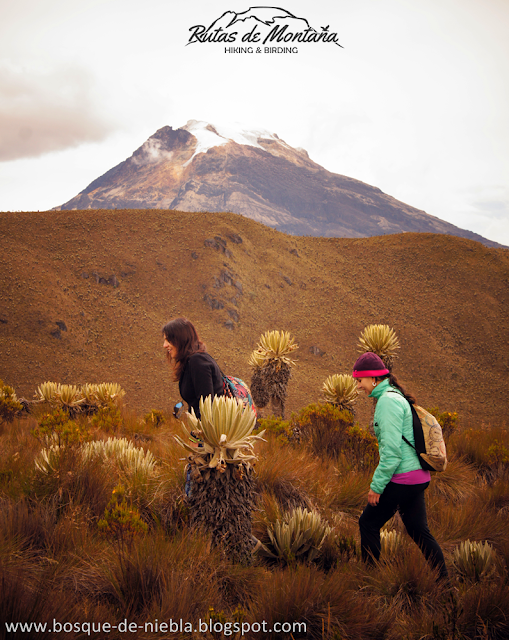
[[1, 209, 508, 427]]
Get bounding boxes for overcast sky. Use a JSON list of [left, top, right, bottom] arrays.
[[1, 0, 508, 245]]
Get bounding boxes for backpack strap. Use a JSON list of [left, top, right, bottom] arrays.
[[402, 435, 416, 450]]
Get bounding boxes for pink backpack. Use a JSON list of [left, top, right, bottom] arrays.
[[222, 375, 257, 416]]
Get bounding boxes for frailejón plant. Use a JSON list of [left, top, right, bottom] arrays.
[[175, 395, 265, 475], [380, 529, 402, 557], [452, 539, 495, 581], [259, 507, 332, 564], [249, 330, 298, 417], [35, 381, 59, 404], [82, 437, 157, 478], [34, 382, 126, 413], [175, 395, 265, 562], [322, 374, 358, 411], [248, 330, 298, 369], [94, 383, 126, 405], [358, 324, 400, 371], [56, 384, 85, 412]]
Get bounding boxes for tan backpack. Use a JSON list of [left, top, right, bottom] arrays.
[[411, 405, 448, 472], [388, 390, 448, 472]]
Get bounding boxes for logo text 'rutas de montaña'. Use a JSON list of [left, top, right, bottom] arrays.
[[187, 7, 343, 49]]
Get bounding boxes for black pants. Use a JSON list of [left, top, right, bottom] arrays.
[[359, 481, 448, 579]]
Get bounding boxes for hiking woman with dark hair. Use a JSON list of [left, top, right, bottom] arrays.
[[163, 318, 223, 419], [352, 352, 448, 579]]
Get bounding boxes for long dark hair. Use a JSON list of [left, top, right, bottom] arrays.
[[376, 372, 417, 404], [162, 318, 206, 381]]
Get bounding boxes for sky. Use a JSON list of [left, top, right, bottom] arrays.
[[1, 0, 508, 245]]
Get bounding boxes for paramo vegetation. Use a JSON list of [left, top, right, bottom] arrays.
[[1, 327, 509, 639]]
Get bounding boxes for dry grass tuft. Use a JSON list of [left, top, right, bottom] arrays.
[[363, 544, 445, 614], [430, 495, 508, 552], [246, 564, 389, 639], [428, 456, 478, 502], [255, 436, 318, 510]]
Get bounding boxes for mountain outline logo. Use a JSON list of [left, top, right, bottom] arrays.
[[187, 6, 343, 49], [217, 7, 312, 30]]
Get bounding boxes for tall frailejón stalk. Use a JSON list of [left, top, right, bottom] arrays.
[[357, 324, 400, 429], [175, 396, 265, 563], [248, 330, 298, 418]]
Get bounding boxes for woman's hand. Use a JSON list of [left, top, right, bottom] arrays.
[[368, 489, 381, 506]]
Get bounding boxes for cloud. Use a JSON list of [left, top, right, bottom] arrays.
[[131, 138, 174, 167], [0, 63, 115, 162]]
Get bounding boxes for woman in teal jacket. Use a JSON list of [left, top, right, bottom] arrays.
[[353, 352, 447, 579]]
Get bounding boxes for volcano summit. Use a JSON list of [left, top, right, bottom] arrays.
[[55, 120, 499, 247]]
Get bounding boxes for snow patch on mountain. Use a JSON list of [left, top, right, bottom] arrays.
[[182, 119, 280, 166]]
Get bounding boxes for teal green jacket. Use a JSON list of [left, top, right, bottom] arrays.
[[369, 379, 421, 494]]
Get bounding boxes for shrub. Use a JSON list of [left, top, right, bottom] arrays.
[[144, 410, 165, 428], [90, 400, 124, 432], [32, 407, 91, 447], [292, 403, 378, 469], [487, 440, 509, 466], [0, 380, 23, 423], [316, 531, 359, 571], [256, 415, 293, 444], [343, 423, 379, 469], [98, 485, 148, 548]]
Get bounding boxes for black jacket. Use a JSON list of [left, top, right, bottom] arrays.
[[179, 352, 224, 418]]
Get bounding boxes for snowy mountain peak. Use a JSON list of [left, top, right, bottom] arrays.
[[182, 119, 279, 165]]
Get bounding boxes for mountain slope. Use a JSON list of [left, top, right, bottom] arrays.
[[1, 208, 508, 428], [55, 121, 501, 248]]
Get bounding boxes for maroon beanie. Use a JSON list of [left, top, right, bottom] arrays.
[[352, 352, 389, 378]]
